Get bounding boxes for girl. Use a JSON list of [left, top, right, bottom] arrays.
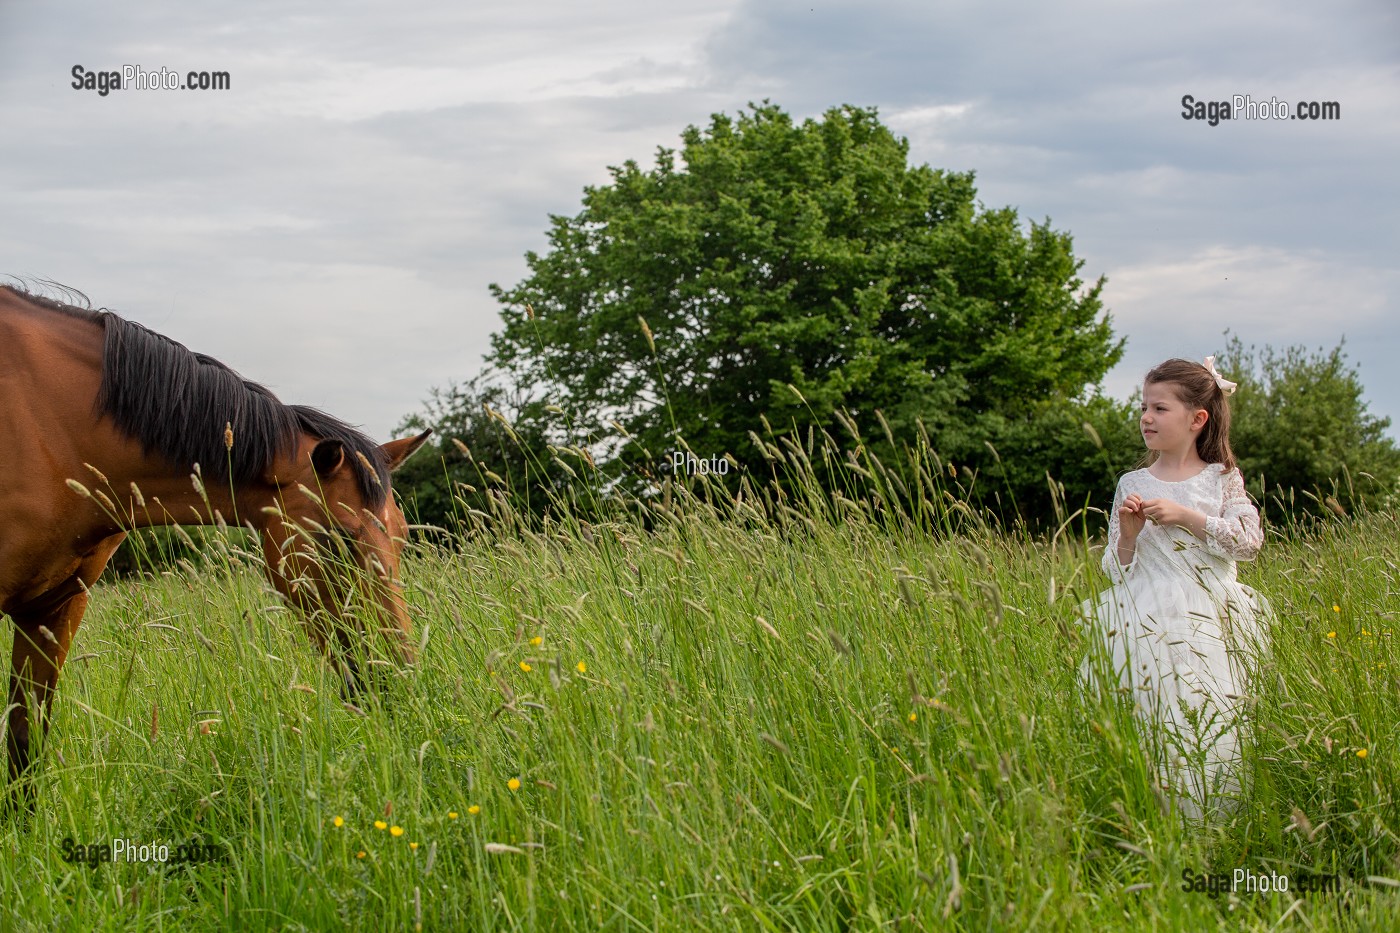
[[1082, 357, 1269, 820]]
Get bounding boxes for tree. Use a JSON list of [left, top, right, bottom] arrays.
[[392, 374, 576, 532], [1216, 334, 1399, 520], [484, 102, 1124, 525]]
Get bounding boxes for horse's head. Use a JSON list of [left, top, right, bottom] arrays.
[[258, 428, 432, 687]]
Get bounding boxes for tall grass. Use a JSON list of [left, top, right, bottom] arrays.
[[1, 420, 1397, 930]]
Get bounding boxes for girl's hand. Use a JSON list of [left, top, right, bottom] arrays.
[[1118, 493, 1146, 539], [1138, 498, 1200, 532]]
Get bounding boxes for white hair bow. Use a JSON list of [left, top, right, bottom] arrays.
[[1203, 356, 1237, 396]]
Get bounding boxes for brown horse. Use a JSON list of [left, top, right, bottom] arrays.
[[0, 283, 431, 801]]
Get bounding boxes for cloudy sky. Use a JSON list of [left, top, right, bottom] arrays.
[[2, 0, 1396, 442]]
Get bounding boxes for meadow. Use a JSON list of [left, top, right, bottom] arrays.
[[1, 427, 1397, 931]]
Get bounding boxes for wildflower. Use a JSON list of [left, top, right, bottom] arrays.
[[390, 826, 404, 837], [410, 842, 419, 850], [908, 712, 917, 722], [1328, 631, 1337, 639], [1333, 604, 1341, 613], [374, 820, 388, 830], [520, 662, 532, 673], [1357, 749, 1369, 759], [357, 851, 366, 859], [333, 816, 344, 828], [530, 636, 543, 646], [1363, 630, 1370, 636], [508, 778, 521, 791], [448, 811, 459, 820], [576, 661, 587, 674], [468, 805, 480, 815]]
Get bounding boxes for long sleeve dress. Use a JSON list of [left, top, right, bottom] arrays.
[[1080, 463, 1270, 818]]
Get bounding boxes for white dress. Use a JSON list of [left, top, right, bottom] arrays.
[[1080, 463, 1269, 819]]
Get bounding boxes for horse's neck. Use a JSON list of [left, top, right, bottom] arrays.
[[0, 297, 276, 536], [98, 454, 289, 536], [1, 294, 106, 379], [121, 474, 263, 531]]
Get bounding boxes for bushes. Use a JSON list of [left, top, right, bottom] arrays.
[[1219, 335, 1400, 523]]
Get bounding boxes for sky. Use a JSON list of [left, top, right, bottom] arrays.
[[2, 0, 1396, 443]]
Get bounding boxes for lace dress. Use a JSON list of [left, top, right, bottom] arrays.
[[1080, 463, 1270, 818]]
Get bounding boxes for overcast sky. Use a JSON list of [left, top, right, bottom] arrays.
[[2, 0, 1396, 444]]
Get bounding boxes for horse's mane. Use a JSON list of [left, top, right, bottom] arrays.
[[0, 283, 390, 507]]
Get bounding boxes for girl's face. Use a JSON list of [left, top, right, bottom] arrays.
[[1140, 381, 1207, 455]]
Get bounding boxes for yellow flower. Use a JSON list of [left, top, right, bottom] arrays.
[[1327, 631, 1337, 638], [1357, 749, 1369, 759], [468, 805, 480, 815], [332, 815, 344, 827], [530, 636, 543, 646], [1363, 630, 1370, 636], [520, 662, 532, 672], [374, 820, 387, 830], [390, 825, 404, 837], [356, 850, 366, 859], [1333, 604, 1341, 613], [448, 811, 459, 820], [908, 712, 917, 722], [507, 778, 521, 791], [410, 842, 419, 849], [576, 661, 587, 674]]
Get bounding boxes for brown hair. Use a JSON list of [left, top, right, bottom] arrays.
[[1141, 358, 1237, 471]]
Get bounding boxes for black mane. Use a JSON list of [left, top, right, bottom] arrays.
[[2, 284, 390, 507]]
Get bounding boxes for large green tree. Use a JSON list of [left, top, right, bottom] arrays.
[[486, 103, 1124, 524]]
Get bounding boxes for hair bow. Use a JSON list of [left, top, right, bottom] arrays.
[[1203, 356, 1237, 396]]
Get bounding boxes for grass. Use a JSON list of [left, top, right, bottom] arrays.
[[1, 425, 1398, 931]]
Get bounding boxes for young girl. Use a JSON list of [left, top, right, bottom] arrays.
[[1082, 357, 1269, 820]]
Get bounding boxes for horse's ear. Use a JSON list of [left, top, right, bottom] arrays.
[[381, 429, 433, 473], [311, 439, 346, 476]]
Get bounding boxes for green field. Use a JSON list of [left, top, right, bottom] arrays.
[[2, 442, 1397, 931]]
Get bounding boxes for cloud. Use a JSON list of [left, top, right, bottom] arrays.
[[1100, 245, 1397, 408], [1, 0, 1395, 435]]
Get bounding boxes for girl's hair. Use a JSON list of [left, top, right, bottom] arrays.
[[1141, 358, 1237, 471]]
